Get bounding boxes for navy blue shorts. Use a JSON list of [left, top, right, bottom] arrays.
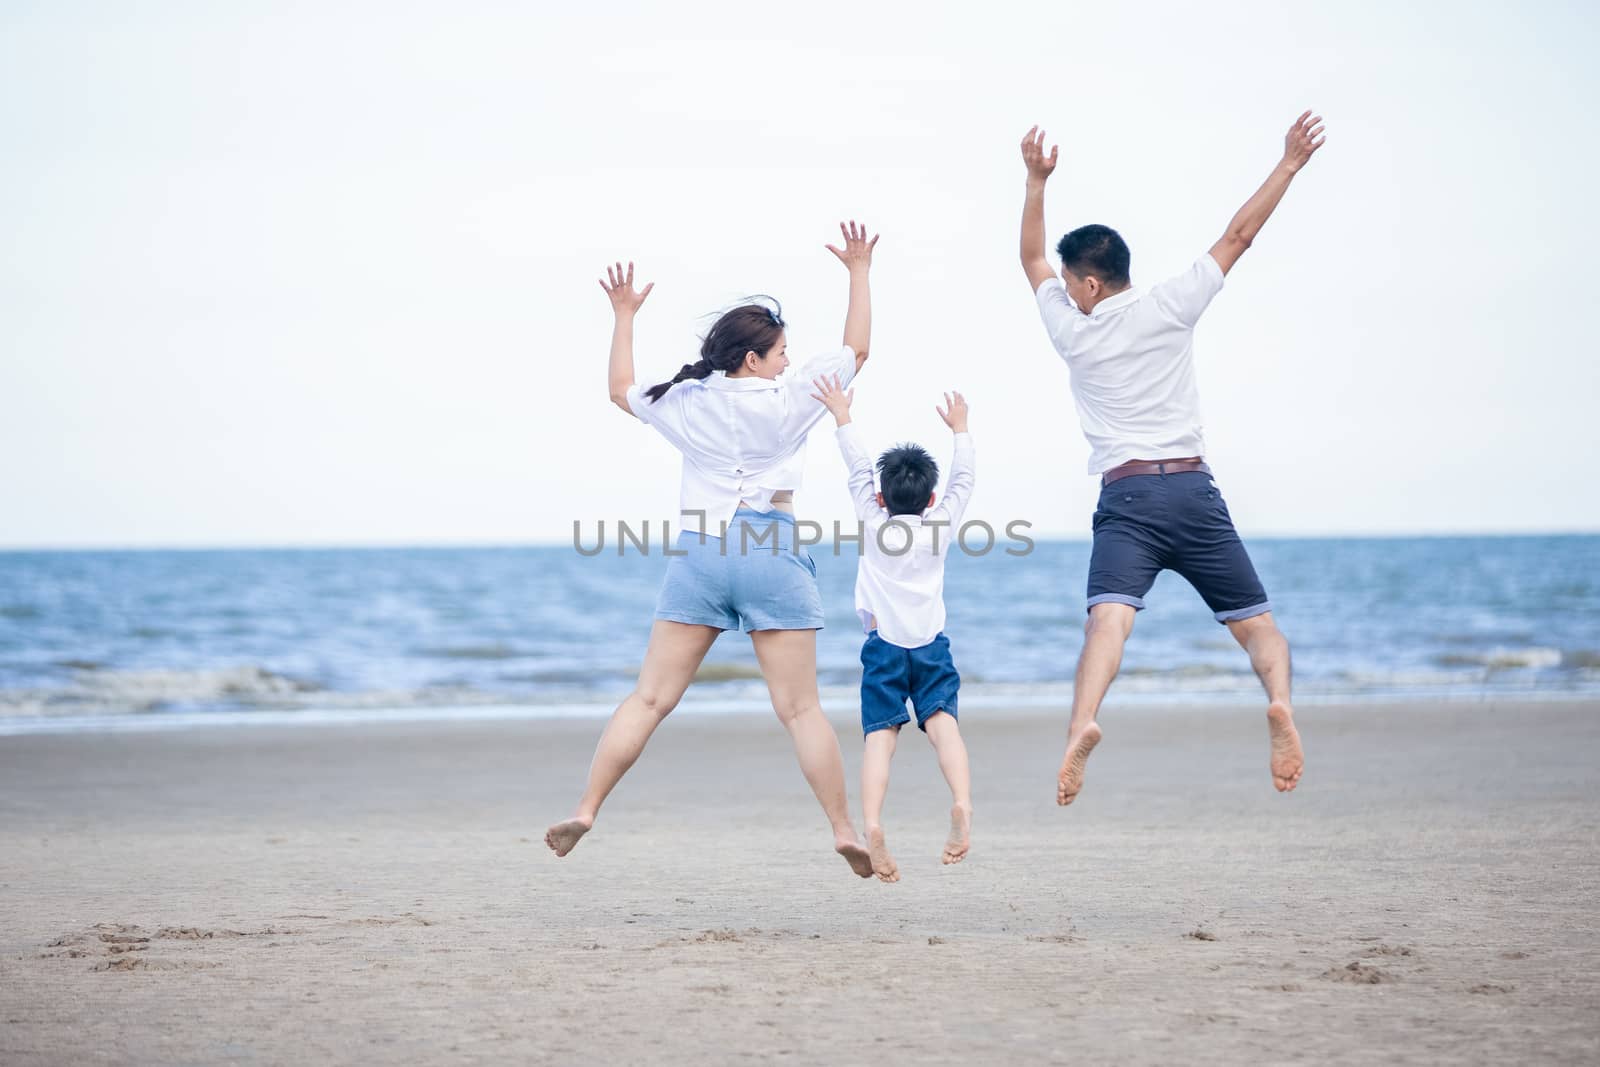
[[859, 631, 960, 737], [1087, 470, 1270, 624]]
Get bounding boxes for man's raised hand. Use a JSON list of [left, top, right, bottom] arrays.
[[1021, 126, 1059, 184], [1281, 111, 1326, 173]]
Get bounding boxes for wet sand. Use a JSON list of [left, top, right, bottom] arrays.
[[1, 700, 1597, 1064]]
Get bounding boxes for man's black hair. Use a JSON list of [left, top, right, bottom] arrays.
[[877, 444, 939, 516], [1056, 224, 1131, 287]]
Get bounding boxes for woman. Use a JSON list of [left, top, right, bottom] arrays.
[[545, 222, 881, 878]]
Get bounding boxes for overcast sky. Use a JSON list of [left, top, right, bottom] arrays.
[[2, 0, 1596, 548]]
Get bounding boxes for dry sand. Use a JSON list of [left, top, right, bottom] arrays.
[[1, 700, 1597, 1064]]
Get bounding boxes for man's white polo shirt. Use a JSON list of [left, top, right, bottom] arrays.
[[624, 345, 858, 535], [1035, 253, 1225, 474]]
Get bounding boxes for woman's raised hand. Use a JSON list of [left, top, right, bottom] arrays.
[[825, 221, 879, 272], [598, 261, 655, 315]]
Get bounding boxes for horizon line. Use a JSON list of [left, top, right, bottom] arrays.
[[2, 528, 1598, 553]]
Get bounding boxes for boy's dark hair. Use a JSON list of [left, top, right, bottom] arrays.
[[1056, 224, 1131, 287], [876, 444, 939, 516]]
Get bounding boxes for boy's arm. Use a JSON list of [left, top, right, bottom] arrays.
[[1208, 111, 1325, 276], [811, 373, 880, 521], [1019, 126, 1059, 291], [931, 391, 975, 526], [835, 422, 883, 522]]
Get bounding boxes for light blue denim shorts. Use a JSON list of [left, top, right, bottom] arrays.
[[655, 509, 825, 632]]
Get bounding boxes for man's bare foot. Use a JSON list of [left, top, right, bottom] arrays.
[[1057, 722, 1102, 806], [544, 817, 593, 857], [865, 826, 900, 883], [836, 833, 876, 879], [942, 803, 972, 864], [1267, 701, 1304, 792]]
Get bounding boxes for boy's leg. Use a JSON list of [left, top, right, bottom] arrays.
[[861, 726, 901, 882], [545, 620, 720, 856], [923, 711, 972, 864], [749, 628, 874, 879]]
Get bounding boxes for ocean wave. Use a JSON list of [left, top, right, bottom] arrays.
[[1431, 647, 1564, 671], [692, 662, 767, 682], [0, 666, 318, 716], [0, 671, 522, 719], [417, 644, 530, 661]]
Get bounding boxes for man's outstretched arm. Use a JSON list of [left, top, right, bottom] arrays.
[[1209, 111, 1326, 276], [1019, 125, 1060, 291]]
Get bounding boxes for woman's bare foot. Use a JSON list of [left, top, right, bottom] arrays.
[[942, 803, 972, 864], [836, 833, 876, 879], [544, 817, 593, 857], [1057, 722, 1102, 806], [1267, 702, 1304, 792], [865, 826, 900, 882]]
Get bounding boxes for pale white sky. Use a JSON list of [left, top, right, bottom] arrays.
[[2, 0, 1596, 548]]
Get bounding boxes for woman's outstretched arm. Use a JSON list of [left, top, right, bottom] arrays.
[[599, 260, 654, 416], [825, 221, 878, 374]]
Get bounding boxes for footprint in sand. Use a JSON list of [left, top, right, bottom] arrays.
[[1321, 961, 1394, 984]]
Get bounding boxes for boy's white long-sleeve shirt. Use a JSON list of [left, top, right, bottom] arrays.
[[833, 422, 976, 650]]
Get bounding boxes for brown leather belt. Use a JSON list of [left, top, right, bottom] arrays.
[[1101, 458, 1210, 486]]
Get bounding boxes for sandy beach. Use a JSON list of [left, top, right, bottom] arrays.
[[1, 700, 1597, 1064]]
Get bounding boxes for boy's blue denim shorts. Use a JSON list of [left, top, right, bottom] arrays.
[[859, 631, 960, 736], [1087, 471, 1271, 623], [654, 509, 825, 632]]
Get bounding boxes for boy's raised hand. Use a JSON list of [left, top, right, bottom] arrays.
[[809, 372, 855, 426], [937, 390, 969, 433]]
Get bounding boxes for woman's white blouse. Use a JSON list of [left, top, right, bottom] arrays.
[[625, 345, 858, 535]]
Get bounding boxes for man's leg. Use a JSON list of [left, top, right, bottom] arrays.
[[749, 628, 875, 878], [545, 620, 721, 856], [923, 712, 972, 863], [1168, 472, 1304, 793], [1058, 602, 1136, 805], [861, 726, 900, 882], [1226, 611, 1304, 792]]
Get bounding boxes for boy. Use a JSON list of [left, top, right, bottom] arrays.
[[810, 373, 975, 883]]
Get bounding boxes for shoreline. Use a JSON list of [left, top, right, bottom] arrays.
[[1, 684, 1596, 737]]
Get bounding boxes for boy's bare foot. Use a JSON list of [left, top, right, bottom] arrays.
[[1267, 701, 1304, 792], [942, 803, 972, 864], [1057, 722, 1102, 806], [836, 833, 875, 879], [544, 817, 593, 857], [866, 826, 900, 883]]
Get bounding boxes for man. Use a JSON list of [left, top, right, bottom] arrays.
[[1018, 111, 1324, 805]]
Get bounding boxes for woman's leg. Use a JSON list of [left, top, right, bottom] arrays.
[[545, 620, 721, 856], [748, 628, 874, 878]]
